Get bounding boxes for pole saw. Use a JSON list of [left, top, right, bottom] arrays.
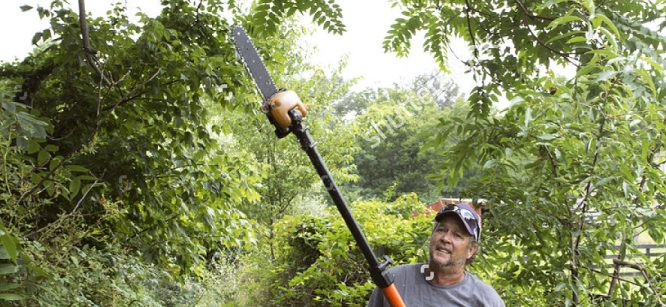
[[231, 25, 405, 307]]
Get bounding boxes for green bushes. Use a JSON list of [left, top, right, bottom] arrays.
[[266, 194, 431, 306]]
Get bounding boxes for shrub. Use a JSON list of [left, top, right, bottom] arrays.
[[269, 194, 431, 306]]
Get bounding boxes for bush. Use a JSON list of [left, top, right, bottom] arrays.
[[268, 194, 431, 306]]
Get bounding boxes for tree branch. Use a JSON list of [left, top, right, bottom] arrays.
[[125, 213, 180, 243], [464, 0, 479, 59], [581, 265, 642, 287], [570, 91, 607, 306], [525, 24, 578, 66], [27, 179, 100, 238], [77, 0, 107, 83], [514, 0, 555, 22], [16, 156, 70, 205], [101, 71, 169, 112], [514, 0, 578, 65], [612, 259, 664, 306]]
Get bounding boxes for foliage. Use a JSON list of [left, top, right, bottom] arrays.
[[0, 0, 354, 305], [385, 0, 665, 116], [269, 194, 432, 306], [342, 74, 476, 201], [0, 0, 265, 278], [387, 0, 666, 304], [349, 86, 443, 200], [3, 0, 664, 305], [250, 0, 345, 35]]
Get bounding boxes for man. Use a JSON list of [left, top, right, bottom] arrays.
[[367, 203, 504, 306]]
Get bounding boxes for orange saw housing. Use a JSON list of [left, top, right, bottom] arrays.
[[267, 90, 308, 128]]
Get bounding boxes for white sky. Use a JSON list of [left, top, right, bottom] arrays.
[[307, 0, 473, 92], [0, 0, 476, 94]]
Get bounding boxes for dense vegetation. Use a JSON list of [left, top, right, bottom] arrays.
[[1, 0, 664, 305]]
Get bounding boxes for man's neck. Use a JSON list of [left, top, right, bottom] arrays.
[[430, 268, 465, 286]]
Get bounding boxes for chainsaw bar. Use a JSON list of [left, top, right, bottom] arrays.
[[231, 25, 279, 101]]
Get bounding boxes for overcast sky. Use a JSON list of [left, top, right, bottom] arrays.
[[0, 0, 474, 93]]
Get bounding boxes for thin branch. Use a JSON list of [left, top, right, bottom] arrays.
[[71, 179, 99, 214], [27, 179, 101, 238], [101, 70, 166, 112], [16, 156, 70, 205], [581, 265, 643, 287], [543, 145, 559, 177], [613, 259, 665, 306], [513, 0, 578, 65], [78, 0, 107, 83], [569, 91, 607, 306], [125, 213, 180, 243], [514, 0, 555, 21], [525, 25, 578, 65], [464, 0, 479, 59]]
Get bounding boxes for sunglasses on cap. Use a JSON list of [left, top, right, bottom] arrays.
[[436, 203, 481, 241]]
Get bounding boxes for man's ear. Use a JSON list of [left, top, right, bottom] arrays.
[[466, 241, 479, 259]]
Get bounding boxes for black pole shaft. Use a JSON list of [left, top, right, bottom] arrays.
[[292, 124, 381, 271]]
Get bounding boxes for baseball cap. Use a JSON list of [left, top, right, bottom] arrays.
[[434, 203, 481, 241]]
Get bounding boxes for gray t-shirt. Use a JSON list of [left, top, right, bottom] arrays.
[[367, 263, 505, 307]]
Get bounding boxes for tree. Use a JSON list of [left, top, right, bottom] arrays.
[[342, 73, 464, 201], [0, 0, 348, 304], [386, 0, 666, 304]]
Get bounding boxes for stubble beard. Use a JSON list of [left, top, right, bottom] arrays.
[[429, 249, 466, 274]]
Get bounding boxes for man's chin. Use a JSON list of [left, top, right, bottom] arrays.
[[430, 255, 452, 268]]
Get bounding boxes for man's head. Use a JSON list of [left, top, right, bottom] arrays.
[[429, 204, 481, 274]]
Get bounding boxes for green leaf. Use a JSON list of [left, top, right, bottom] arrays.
[[0, 224, 17, 261], [545, 30, 586, 44], [66, 165, 89, 173], [16, 112, 47, 138], [69, 177, 81, 197], [0, 283, 20, 292], [20, 5, 33, 11], [635, 69, 657, 97], [585, 49, 618, 59], [581, 0, 595, 15], [44, 144, 58, 152], [0, 293, 23, 301], [0, 264, 18, 275], [547, 16, 583, 29], [27, 141, 40, 154], [31, 32, 42, 45], [640, 56, 664, 74], [538, 134, 558, 141], [592, 13, 620, 37], [0, 247, 9, 260], [0, 242, 16, 262], [565, 36, 587, 44], [49, 156, 62, 171], [37, 150, 49, 166], [595, 71, 617, 82], [576, 64, 598, 77]]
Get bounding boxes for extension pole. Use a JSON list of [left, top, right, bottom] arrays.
[[288, 109, 405, 307]]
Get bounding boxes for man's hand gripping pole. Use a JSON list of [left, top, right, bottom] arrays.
[[266, 90, 406, 307]]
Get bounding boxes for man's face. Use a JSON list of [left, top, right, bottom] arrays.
[[429, 215, 478, 272]]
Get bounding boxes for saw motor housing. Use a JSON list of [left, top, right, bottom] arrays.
[[264, 90, 308, 137]]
